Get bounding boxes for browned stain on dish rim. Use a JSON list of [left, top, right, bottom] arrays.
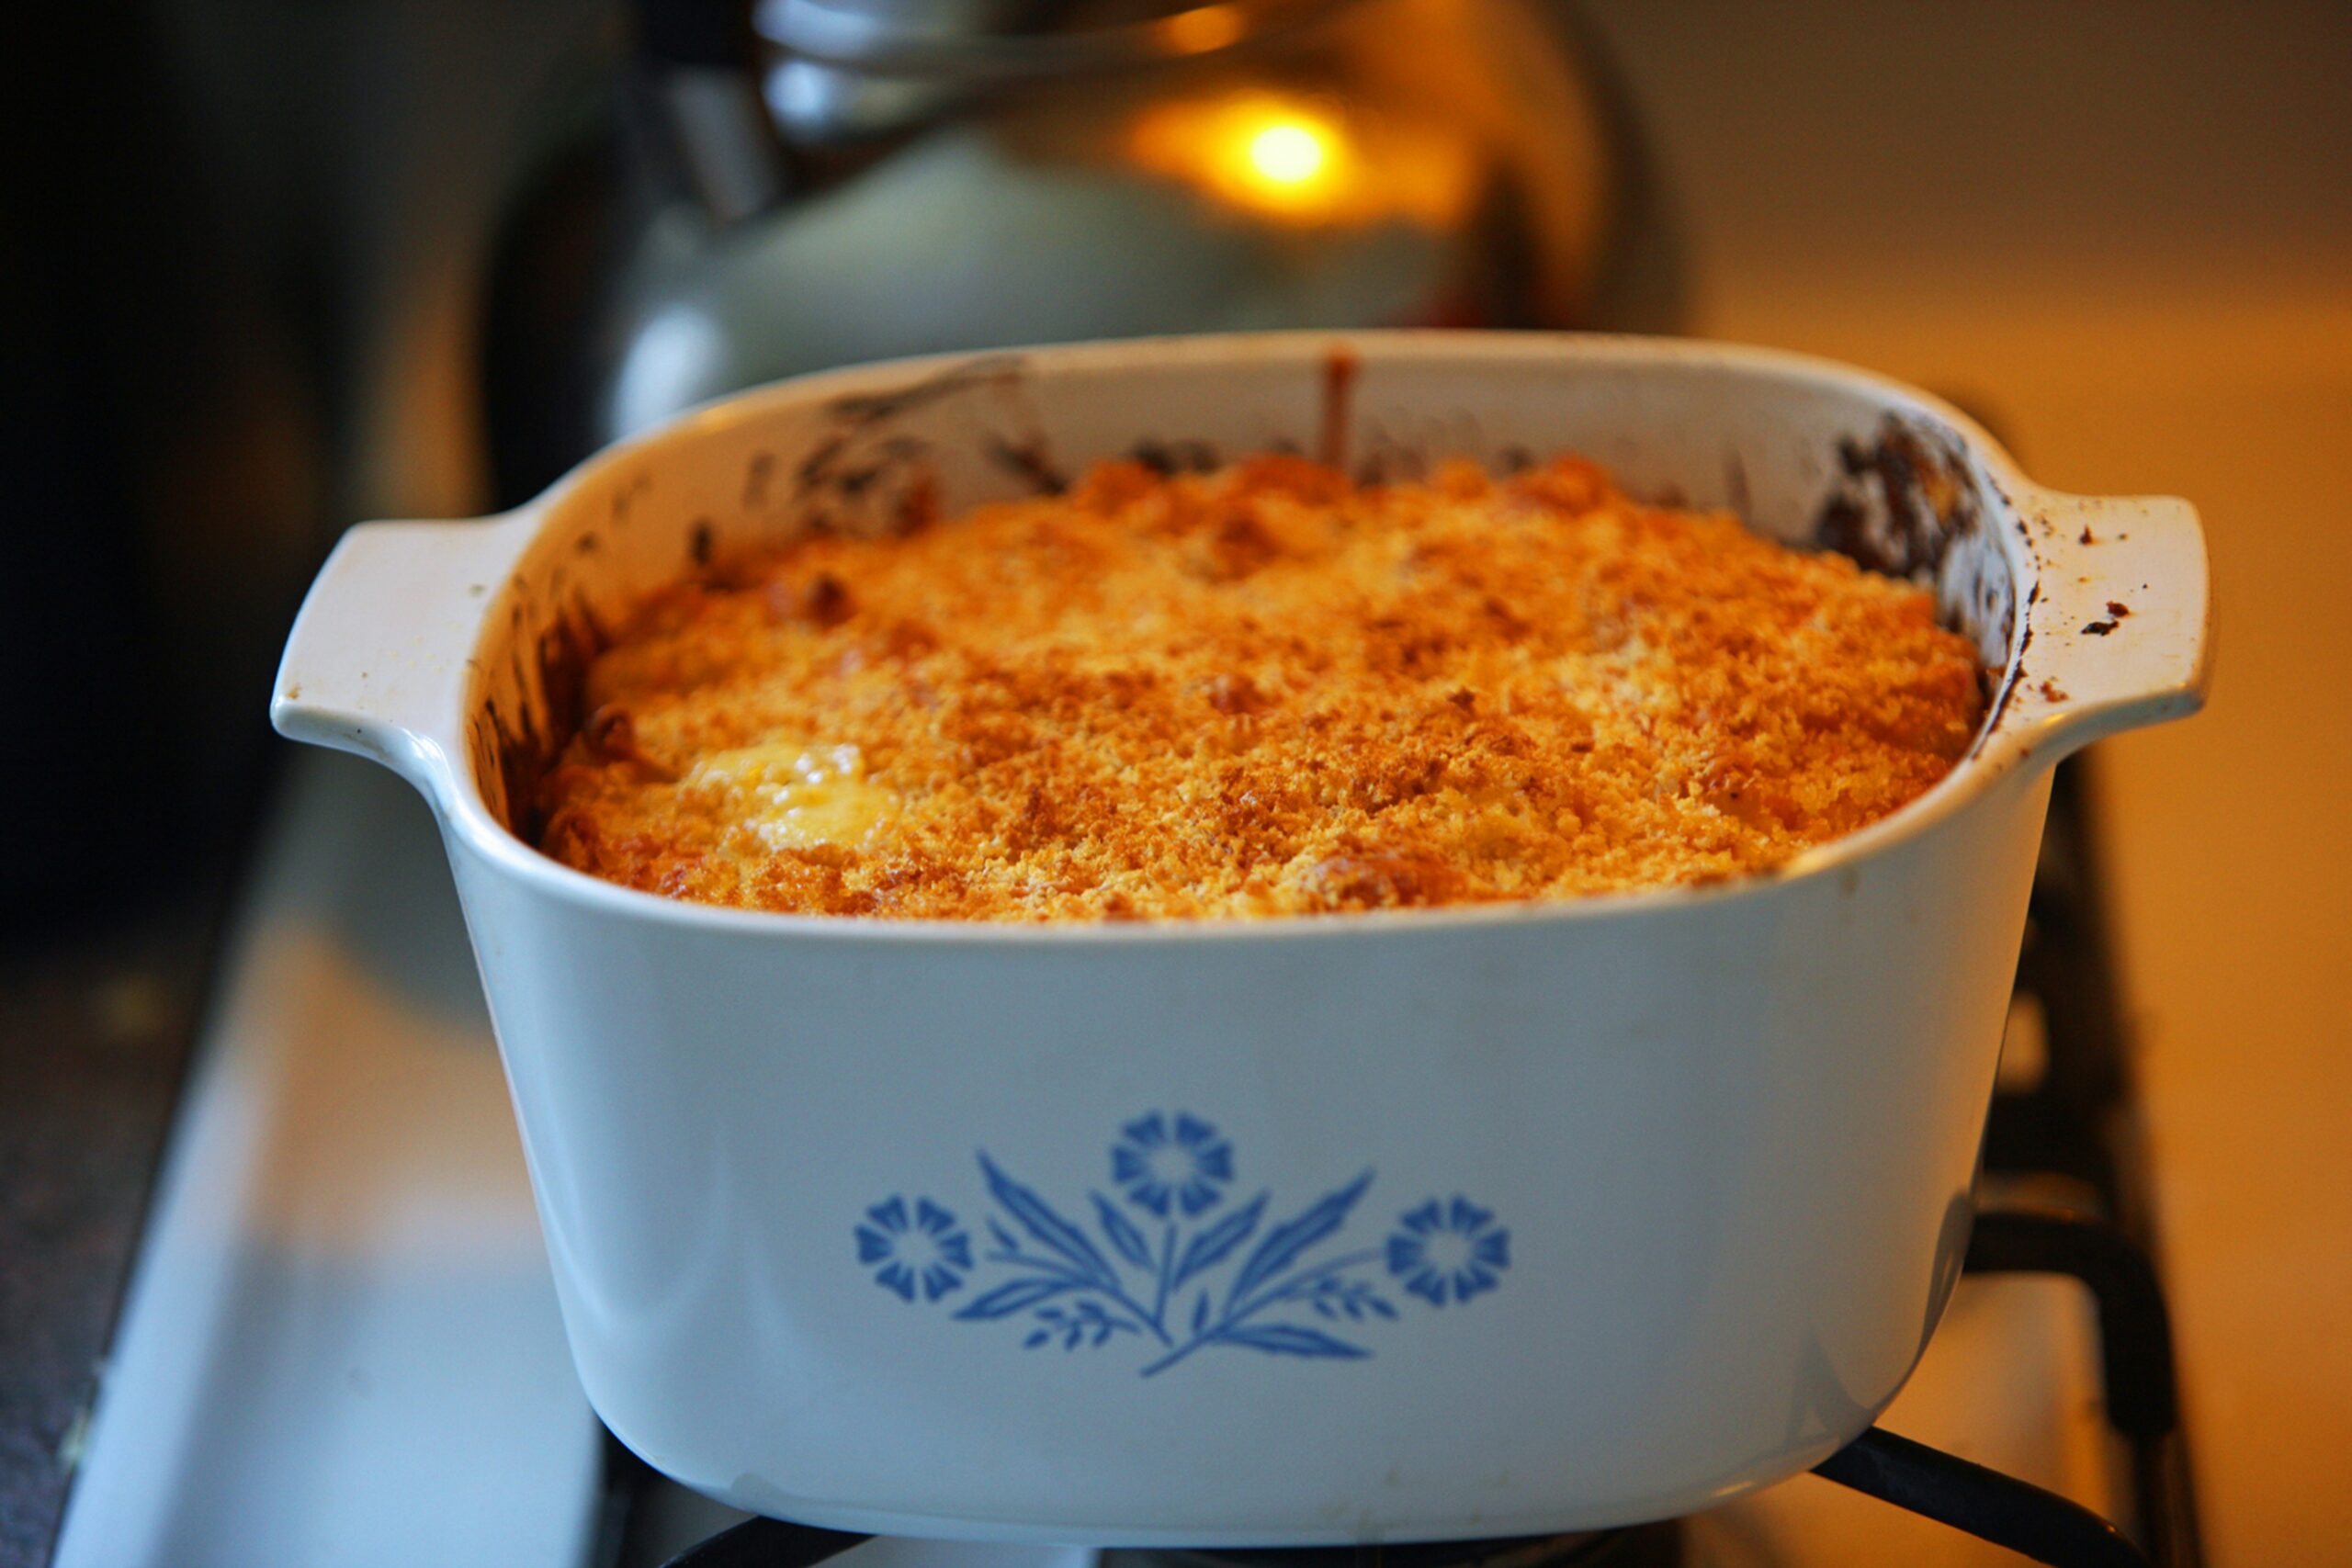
[[1320, 345, 1359, 472]]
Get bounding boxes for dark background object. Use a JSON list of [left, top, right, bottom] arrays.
[[0, 7, 324, 1557], [0, 1, 322, 928]]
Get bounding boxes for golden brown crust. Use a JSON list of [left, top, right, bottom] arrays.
[[536, 454, 1984, 921]]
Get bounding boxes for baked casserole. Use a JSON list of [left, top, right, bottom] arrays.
[[537, 454, 1984, 919]]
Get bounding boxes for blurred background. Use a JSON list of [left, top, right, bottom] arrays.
[[0, 3, 2344, 1565]]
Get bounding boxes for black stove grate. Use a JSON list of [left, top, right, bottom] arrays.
[[1960, 759, 2204, 1566], [620, 760, 2204, 1568]]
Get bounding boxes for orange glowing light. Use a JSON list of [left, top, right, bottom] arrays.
[[1131, 96, 1355, 220], [1128, 92, 1477, 228], [1245, 118, 1332, 187]]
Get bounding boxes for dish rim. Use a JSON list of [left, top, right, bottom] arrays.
[[375, 331, 2203, 944]]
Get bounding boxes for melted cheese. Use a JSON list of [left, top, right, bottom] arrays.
[[678, 743, 895, 852]]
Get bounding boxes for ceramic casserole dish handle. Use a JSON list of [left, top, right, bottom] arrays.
[[273, 510, 540, 800], [1986, 488, 2207, 756]]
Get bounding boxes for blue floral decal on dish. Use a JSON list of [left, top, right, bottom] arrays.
[[1387, 1197, 1510, 1304], [856, 1196, 973, 1302], [852, 1112, 1508, 1375], [1112, 1111, 1234, 1217]]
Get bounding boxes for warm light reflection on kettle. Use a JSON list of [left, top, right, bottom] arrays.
[[1244, 117, 1333, 188], [1130, 92, 1473, 227]]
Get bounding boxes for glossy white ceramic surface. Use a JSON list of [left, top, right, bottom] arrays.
[[270, 333, 2209, 1543]]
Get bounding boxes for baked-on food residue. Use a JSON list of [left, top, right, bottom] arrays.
[[537, 455, 1984, 919]]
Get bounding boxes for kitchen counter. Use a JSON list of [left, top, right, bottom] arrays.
[[0, 905, 220, 1565]]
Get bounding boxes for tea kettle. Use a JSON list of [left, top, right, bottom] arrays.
[[483, 0, 1655, 504]]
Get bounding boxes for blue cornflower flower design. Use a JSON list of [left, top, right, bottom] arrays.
[[1385, 1196, 1510, 1305], [855, 1196, 973, 1302], [1111, 1111, 1234, 1217]]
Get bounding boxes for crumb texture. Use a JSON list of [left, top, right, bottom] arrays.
[[536, 455, 1984, 920]]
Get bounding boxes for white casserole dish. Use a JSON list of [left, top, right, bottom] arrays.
[[271, 332, 2209, 1545]]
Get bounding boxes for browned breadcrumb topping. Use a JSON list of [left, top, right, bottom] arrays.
[[536, 454, 1984, 920]]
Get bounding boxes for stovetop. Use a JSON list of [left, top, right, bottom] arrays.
[[48, 751, 2197, 1568]]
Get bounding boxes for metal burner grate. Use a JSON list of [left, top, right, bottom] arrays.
[[1962, 759, 2204, 1566], [1104, 1524, 1689, 1568]]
